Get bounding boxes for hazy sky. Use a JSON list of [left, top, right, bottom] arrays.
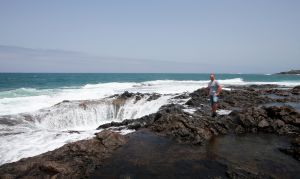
[[0, 0, 299, 73]]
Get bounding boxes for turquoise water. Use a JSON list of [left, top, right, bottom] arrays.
[[1, 73, 299, 91]]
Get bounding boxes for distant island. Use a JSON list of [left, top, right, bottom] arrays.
[[275, 69, 300, 75]]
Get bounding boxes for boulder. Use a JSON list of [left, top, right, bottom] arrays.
[[272, 119, 285, 128], [291, 85, 300, 95], [258, 119, 270, 128]]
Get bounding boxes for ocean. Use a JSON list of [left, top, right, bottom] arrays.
[[0, 73, 299, 165], [1, 73, 300, 91]]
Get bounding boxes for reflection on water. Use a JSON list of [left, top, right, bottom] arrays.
[[264, 94, 289, 99], [209, 134, 300, 178], [91, 130, 300, 179]]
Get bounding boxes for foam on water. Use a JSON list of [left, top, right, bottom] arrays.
[[0, 82, 137, 115], [0, 129, 98, 165]]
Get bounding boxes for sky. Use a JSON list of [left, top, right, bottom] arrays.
[[0, 0, 299, 73]]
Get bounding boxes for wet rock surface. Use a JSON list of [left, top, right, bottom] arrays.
[[0, 130, 127, 178], [99, 86, 300, 160], [291, 86, 300, 95], [110, 91, 162, 102]]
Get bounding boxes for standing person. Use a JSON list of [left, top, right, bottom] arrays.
[[207, 74, 222, 117]]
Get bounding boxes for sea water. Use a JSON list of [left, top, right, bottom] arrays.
[[0, 73, 299, 165]]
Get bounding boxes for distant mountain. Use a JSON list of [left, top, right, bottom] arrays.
[[275, 70, 300, 75]]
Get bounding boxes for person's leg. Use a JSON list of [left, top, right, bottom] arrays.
[[213, 103, 217, 112], [211, 95, 218, 117], [210, 96, 214, 116], [211, 103, 217, 117]]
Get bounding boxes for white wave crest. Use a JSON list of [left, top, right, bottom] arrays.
[[0, 78, 300, 116]]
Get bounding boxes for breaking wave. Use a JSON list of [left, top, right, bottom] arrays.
[[0, 78, 299, 116]]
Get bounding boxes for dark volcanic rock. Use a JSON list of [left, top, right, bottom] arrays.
[[99, 103, 299, 148], [0, 130, 127, 178], [97, 112, 157, 131], [248, 84, 280, 89], [258, 119, 270, 128], [264, 106, 300, 128], [186, 87, 273, 109], [264, 88, 291, 97], [229, 106, 300, 135], [172, 92, 190, 99], [148, 104, 215, 144], [185, 88, 208, 107], [100, 104, 233, 144], [291, 85, 300, 95], [120, 91, 134, 98], [111, 91, 163, 105], [147, 93, 161, 101]]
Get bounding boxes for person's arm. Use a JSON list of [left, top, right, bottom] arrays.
[[215, 82, 222, 96], [207, 83, 210, 96]]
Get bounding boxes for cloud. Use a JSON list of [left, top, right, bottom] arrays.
[[0, 45, 211, 73]]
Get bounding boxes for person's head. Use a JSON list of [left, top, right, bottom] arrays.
[[210, 74, 215, 81]]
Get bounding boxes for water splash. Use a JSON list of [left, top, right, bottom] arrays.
[[0, 93, 172, 165]]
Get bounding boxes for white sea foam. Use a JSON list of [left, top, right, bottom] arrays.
[[217, 109, 232, 115], [183, 108, 197, 114], [0, 129, 99, 165]]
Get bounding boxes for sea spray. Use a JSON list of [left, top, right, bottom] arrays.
[[0, 93, 172, 165], [33, 95, 171, 130]]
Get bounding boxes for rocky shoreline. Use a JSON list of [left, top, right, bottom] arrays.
[[0, 85, 299, 178], [275, 70, 300, 75]]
